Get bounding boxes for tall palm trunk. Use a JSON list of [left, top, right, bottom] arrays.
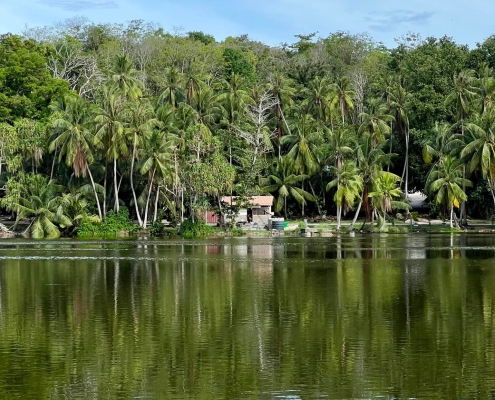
[[113, 159, 119, 212], [450, 204, 454, 228], [130, 143, 143, 227], [87, 166, 102, 219], [336, 206, 342, 231], [349, 188, 364, 231], [153, 186, 160, 223], [143, 167, 156, 229], [460, 118, 467, 225]]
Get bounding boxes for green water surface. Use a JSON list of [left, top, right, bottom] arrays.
[[0, 234, 494, 399]]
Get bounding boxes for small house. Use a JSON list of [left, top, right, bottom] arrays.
[[220, 196, 274, 228]]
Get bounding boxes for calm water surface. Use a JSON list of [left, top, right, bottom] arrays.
[[0, 234, 495, 399]]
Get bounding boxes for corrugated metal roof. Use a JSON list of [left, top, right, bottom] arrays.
[[221, 196, 273, 207]]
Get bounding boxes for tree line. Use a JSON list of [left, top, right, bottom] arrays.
[[1, 18, 495, 236]]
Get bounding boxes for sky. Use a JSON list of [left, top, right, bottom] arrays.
[[0, 0, 493, 48]]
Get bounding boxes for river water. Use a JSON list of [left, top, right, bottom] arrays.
[[0, 234, 494, 399]]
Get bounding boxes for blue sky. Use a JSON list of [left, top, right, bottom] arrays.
[[1, 0, 493, 48]]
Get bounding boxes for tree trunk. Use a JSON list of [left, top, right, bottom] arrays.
[[113, 158, 119, 212], [87, 166, 102, 220], [336, 205, 341, 231], [349, 189, 364, 231], [143, 167, 156, 229], [450, 204, 454, 228], [153, 186, 160, 223], [103, 161, 108, 217], [308, 180, 322, 216], [130, 144, 143, 227]]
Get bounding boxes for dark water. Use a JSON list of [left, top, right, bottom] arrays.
[[0, 234, 495, 399]]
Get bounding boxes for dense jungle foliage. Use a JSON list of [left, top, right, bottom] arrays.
[[1, 17, 495, 236]]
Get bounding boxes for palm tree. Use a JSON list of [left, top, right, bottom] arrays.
[[125, 99, 156, 226], [109, 55, 144, 100], [389, 83, 411, 198], [445, 69, 477, 135], [49, 94, 102, 219], [140, 130, 175, 227], [326, 161, 363, 231], [427, 156, 472, 228], [358, 98, 395, 148], [368, 172, 410, 231], [94, 87, 127, 213], [462, 110, 495, 206], [445, 69, 477, 224], [282, 112, 322, 216], [261, 156, 315, 218], [13, 174, 71, 238], [267, 72, 295, 140], [330, 76, 355, 126], [475, 63, 495, 114], [303, 76, 331, 123], [217, 73, 252, 164], [282, 113, 322, 176], [158, 67, 185, 108], [349, 135, 391, 230]]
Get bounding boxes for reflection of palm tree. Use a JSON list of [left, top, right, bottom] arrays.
[[262, 157, 315, 218], [326, 161, 363, 231]]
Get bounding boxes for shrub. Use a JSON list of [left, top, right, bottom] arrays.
[[76, 207, 139, 237], [179, 218, 214, 238]]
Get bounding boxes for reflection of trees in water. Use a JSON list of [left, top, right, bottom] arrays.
[[0, 238, 494, 398]]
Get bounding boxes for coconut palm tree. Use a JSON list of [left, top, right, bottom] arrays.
[[329, 76, 355, 126], [13, 174, 72, 238], [349, 135, 391, 230], [462, 110, 495, 206], [261, 156, 315, 218], [125, 99, 156, 226], [267, 72, 295, 140], [140, 130, 175, 227], [358, 98, 395, 148], [368, 172, 410, 231], [326, 161, 363, 231], [109, 55, 144, 100], [49, 94, 102, 219], [303, 76, 332, 123], [94, 87, 127, 213], [427, 156, 471, 228], [158, 67, 185, 108]]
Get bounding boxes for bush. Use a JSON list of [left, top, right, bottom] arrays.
[[76, 207, 140, 237], [149, 220, 166, 236], [179, 218, 214, 238]]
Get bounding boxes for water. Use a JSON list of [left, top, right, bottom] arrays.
[[0, 234, 494, 399]]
